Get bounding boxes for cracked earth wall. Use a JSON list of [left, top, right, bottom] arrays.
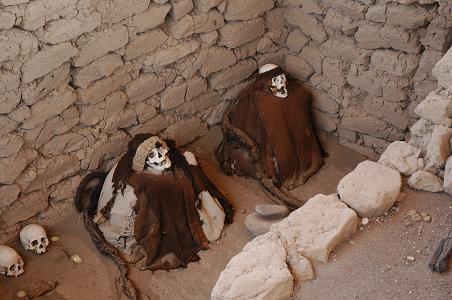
[[282, 0, 452, 159], [0, 0, 289, 241]]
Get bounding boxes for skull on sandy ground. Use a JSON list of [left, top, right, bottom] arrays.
[[0, 245, 24, 277], [20, 224, 49, 254]]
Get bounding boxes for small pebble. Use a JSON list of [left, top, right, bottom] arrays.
[[71, 254, 83, 264], [51, 236, 60, 242], [406, 256, 415, 261], [16, 291, 26, 298], [423, 215, 431, 222], [411, 214, 423, 222], [361, 218, 369, 225], [349, 240, 356, 245], [407, 210, 418, 216]]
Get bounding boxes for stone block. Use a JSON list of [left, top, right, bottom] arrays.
[[1, 190, 49, 227], [337, 160, 401, 217], [313, 109, 338, 132], [22, 87, 77, 129], [365, 4, 387, 23], [311, 90, 339, 114], [73, 54, 123, 89], [211, 232, 293, 300], [125, 29, 168, 61], [409, 118, 434, 155], [300, 46, 323, 74], [386, 3, 428, 29], [127, 74, 166, 104], [78, 66, 132, 105], [432, 47, 452, 88], [160, 82, 187, 110], [0, 72, 19, 94], [285, 55, 314, 81], [0, 149, 36, 184], [271, 193, 358, 262], [218, 18, 265, 48], [21, 0, 78, 30], [0, 134, 23, 158], [414, 90, 452, 127], [0, 91, 20, 114], [378, 141, 421, 176], [97, 0, 150, 24], [0, 184, 20, 208], [144, 40, 200, 71], [170, 0, 193, 21], [323, 0, 366, 20], [167, 14, 194, 39], [49, 175, 82, 202], [40, 12, 101, 44], [370, 50, 419, 76], [421, 23, 452, 52], [424, 125, 452, 174], [132, 3, 171, 33], [72, 24, 128, 67], [380, 25, 421, 54], [162, 117, 207, 146], [224, 0, 274, 21], [22, 43, 77, 83], [355, 23, 388, 50], [0, 39, 20, 63], [193, 0, 222, 13], [199, 31, 218, 45], [407, 170, 443, 193], [40, 132, 89, 158], [285, 8, 327, 43], [209, 59, 257, 90], [323, 9, 359, 36], [320, 37, 372, 65], [186, 76, 208, 100], [200, 47, 237, 77], [418, 50, 443, 75], [286, 29, 309, 53], [175, 90, 221, 116], [193, 9, 224, 33], [363, 97, 408, 130], [321, 58, 346, 87], [0, 12, 15, 30]]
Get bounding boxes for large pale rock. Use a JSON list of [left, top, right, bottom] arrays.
[[72, 24, 128, 67], [218, 18, 265, 48], [224, 0, 273, 21], [414, 90, 452, 127], [245, 212, 282, 237], [409, 118, 435, 155], [0, 39, 20, 63], [424, 125, 452, 174], [323, 0, 366, 20], [21, 43, 77, 83], [337, 161, 402, 218], [443, 156, 452, 195], [211, 232, 293, 300], [378, 141, 421, 176], [255, 204, 290, 220], [432, 47, 452, 88], [271, 194, 358, 263], [407, 170, 443, 193]]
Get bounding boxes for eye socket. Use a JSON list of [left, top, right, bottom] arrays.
[[31, 240, 38, 246], [148, 152, 155, 159], [41, 237, 47, 243], [9, 265, 15, 271]]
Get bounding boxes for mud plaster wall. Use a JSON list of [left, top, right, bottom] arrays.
[[282, 0, 452, 159], [0, 0, 290, 241]]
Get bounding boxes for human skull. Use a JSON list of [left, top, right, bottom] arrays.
[[259, 63, 288, 98], [0, 245, 24, 277], [133, 136, 172, 173], [20, 224, 49, 254]]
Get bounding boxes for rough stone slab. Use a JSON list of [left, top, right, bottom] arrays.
[[0, 149, 35, 184], [337, 160, 402, 218], [125, 29, 168, 61], [73, 54, 123, 89], [0, 184, 20, 208], [0, 134, 23, 158], [193, 0, 222, 13], [407, 170, 443, 193], [126, 74, 166, 104], [211, 232, 293, 300], [40, 12, 102, 44], [354, 23, 387, 50], [432, 47, 452, 89], [323, 8, 359, 36], [209, 59, 257, 90], [160, 81, 187, 110], [371, 50, 419, 77], [424, 125, 452, 174], [320, 37, 372, 65], [0, 90, 20, 115], [199, 46, 237, 77], [245, 212, 282, 236], [0, 39, 20, 63], [386, 3, 429, 29], [21, 43, 77, 83], [313, 109, 338, 132], [443, 156, 452, 195], [321, 58, 346, 87], [1, 190, 49, 227], [170, 0, 193, 21], [285, 7, 327, 43], [414, 90, 452, 127], [21, 0, 78, 30], [49, 175, 82, 202], [271, 193, 358, 263], [380, 25, 421, 54], [144, 40, 200, 71], [167, 15, 194, 39], [285, 55, 314, 82], [224, 0, 274, 21], [97, 0, 150, 24], [363, 97, 408, 130], [323, 0, 366, 20], [409, 118, 435, 155], [193, 9, 224, 33], [378, 141, 421, 176], [286, 29, 309, 53], [132, 3, 171, 33], [162, 117, 207, 146], [365, 4, 386, 23], [72, 24, 128, 67], [255, 204, 290, 220], [218, 18, 265, 48]]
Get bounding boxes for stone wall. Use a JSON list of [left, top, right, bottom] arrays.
[[282, 0, 452, 159], [0, 0, 288, 241]]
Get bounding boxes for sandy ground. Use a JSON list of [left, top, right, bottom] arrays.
[[0, 127, 451, 300]]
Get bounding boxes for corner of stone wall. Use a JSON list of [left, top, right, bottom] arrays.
[[282, 0, 452, 159], [0, 0, 291, 242]]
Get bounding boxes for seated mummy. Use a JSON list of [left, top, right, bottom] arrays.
[[93, 134, 233, 271]]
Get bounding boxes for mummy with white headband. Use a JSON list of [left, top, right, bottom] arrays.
[[259, 64, 288, 98]]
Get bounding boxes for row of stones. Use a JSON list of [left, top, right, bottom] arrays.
[[0, 0, 288, 240], [282, 0, 452, 159], [212, 158, 404, 300]]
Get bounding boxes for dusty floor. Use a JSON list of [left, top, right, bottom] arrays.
[[1, 127, 451, 300]]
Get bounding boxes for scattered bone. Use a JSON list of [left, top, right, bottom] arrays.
[[27, 280, 57, 298], [16, 290, 26, 298], [361, 218, 369, 225], [70, 254, 83, 264], [50, 236, 60, 242], [406, 256, 415, 261]]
